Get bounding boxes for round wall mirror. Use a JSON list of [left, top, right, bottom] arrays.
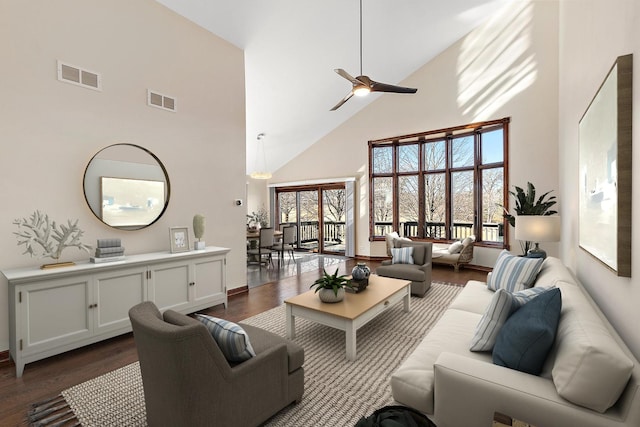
[[83, 144, 170, 230]]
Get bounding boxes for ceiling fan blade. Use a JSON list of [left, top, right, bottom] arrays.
[[335, 68, 361, 85], [370, 80, 418, 94], [330, 91, 354, 111]]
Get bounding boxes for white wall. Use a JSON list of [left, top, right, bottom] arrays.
[[558, 0, 640, 358], [270, 0, 560, 267], [0, 0, 247, 352]]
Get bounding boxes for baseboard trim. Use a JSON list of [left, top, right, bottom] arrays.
[[355, 255, 388, 261], [0, 350, 13, 368], [464, 264, 492, 272], [228, 286, 248, 296]]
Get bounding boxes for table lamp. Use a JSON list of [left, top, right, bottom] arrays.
[[515, 215, 561, 259]]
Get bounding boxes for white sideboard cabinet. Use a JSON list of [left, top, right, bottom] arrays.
[[2, 246, 229, 377]]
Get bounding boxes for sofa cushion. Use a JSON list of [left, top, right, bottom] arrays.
[[195, 314, 256, 363], [392, 246, 414, 264], [493, 288, 561, 375], [375, 264, 425, 283], [239, 323, 304, 373], [550, 281, 634, 413], [448, 280, 493, 314], [487, 250, 544, 292], [534, 257, 578, 288], [391, 309, 491, 414]]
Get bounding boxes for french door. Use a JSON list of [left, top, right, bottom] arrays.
[[276, 184, 346, 255]]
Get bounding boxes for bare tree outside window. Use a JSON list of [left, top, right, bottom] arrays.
[[369, 118, 509, 244], [372, 177, 393, 236], [278, 192, 297, 224]]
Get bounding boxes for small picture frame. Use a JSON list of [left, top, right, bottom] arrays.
[[169, 226, 190, 253]]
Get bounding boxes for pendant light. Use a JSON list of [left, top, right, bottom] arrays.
[[249, 133, 272, 180]]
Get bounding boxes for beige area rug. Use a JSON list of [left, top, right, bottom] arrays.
[[29, 282, 462, 427]]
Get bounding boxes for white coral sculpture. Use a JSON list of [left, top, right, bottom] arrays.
[[13, 210, 92, 260]]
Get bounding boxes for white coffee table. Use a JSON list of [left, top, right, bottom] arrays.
[[284, 275, 411, 361]]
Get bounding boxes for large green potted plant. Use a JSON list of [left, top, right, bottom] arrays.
[[503, 182, 558, 254], [310, 268, 354, 303]]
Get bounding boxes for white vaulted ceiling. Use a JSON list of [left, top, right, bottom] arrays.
[[155, 0, 514, 173]]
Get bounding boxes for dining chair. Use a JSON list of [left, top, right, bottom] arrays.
[[247, 227, 276, 267], [272, 225, 296, 265]]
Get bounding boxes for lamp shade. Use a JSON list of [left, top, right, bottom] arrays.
[[515, 215, 561, 242], [249, 133, 272, 180]]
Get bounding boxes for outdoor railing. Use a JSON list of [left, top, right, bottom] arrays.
[[281, 221, 345, 246], [374, 221, 503, 242]]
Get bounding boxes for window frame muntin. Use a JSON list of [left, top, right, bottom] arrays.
[[368, 117, 510, 248]]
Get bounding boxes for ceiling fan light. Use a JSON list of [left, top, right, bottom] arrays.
[[353, 86, 370, 97]]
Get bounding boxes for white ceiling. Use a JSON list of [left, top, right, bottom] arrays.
[[155, 0, 513, 174]]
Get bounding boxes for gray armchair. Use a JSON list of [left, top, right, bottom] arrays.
[[375, 240, 433, 297], [129, 301, 304, 427]]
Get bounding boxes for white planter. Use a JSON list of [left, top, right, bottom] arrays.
[[318, 287, 345, 303], [194, 241, 206, 250]]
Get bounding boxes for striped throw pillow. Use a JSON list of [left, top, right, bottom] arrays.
[[391, 246, 414, 264], [470, 289, 514, 351], [195, 314, 256, 363], [511, 286, 555, 309], [487, 250, 544, 292]]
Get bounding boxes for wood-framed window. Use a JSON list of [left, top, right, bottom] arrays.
[[369, 117, 510, 247]]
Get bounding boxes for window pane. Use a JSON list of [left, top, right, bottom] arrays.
[[372, 146, 393, 174], [299, 190, 318, 251], [372, 177, 393, 236], [277, 191, 297, 226], [451, 135, 474, 168], [424, 173, 446, 239], [323, 189, 346, 253], [399, 175, 419, 237], [423, 140, 445, 171], [482, 128, 504, 164], [398, 144, 419, 172], [452, 171, 474, 239], [482, 168, 504, 242]]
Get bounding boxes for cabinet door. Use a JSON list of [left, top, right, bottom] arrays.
[[17, 276, 92, 357], [93, 266, 147, 335], [192, 255, 226, 306], [148, 261, 190, 312]]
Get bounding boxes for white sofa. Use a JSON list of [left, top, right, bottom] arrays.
[[391, 257, 640, 427]]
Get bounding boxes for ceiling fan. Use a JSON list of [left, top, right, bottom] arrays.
[[330, 0, 418, 111]]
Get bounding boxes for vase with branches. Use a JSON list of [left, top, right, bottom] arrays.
[[246, 207, 269, 230], [502, 182, 558, 255]]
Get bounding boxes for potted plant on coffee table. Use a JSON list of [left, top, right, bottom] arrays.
[[310, 268, 354, 303]]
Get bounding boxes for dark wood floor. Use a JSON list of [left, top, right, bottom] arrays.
[[0, 259, 487, 426]]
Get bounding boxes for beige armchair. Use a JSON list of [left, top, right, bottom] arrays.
[[375, 240, 433, 297], [129, 301, 304, 427]]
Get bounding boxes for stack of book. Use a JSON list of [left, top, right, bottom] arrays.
[[90, 238, 125, 263]]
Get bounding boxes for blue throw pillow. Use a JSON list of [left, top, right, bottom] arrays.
[[391, 246, 414, 264], [492, 288, 562, 375], [487, 250, 544, 292], [195, 314, 256, 363]]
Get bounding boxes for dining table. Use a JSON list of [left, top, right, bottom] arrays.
[[246, 229, 283, 240]]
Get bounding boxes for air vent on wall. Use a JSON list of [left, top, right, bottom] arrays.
[[147, 90, 176, 112], [57, 60, 101, 91]]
